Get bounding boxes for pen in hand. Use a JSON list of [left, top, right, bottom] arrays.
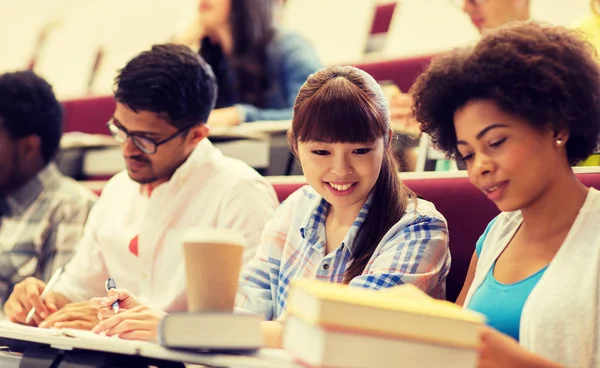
[[25, 267, 63, 325], [105, 278, 119, 314]]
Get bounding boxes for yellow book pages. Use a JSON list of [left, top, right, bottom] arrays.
[[290, 279, 484, 323]]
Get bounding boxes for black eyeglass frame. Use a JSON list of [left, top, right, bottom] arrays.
[[107, 119, 193, 155]]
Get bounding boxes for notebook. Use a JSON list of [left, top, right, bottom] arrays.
[[0, 321, 296, 367]]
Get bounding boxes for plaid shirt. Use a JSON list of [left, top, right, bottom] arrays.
[[0, 164, 97, 306], [236, 186, 451, 320]]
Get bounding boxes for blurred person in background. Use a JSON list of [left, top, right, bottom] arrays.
[[575, 0, 600, 166], [577, 0, 600, 49], [458, 0, 530, 33], [0, 71, 97, 309], [173, 0, 322, 126]]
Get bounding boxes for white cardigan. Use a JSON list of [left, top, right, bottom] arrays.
[[464, 188, 600, 368]]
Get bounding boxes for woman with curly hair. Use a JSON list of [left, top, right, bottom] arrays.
[[411, 22, 600, 368]]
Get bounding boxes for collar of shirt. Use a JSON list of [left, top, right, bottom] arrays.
[[299, 190, 373, 256], [6, 163, 62, 216], [136, 139, 221, 196]]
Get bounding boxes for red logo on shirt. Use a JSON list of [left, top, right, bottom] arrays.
[[129, 236, 139, 256]]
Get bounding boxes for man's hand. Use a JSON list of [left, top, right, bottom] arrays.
[[89, 288, 142, 313], [39, 301, 99, 330], [4, 277, 58, 326], [92, 305, 166, 342]]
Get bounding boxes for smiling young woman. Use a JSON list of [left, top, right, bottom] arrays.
[[233, 65, 451, 347], [411, 21, 600, 368]]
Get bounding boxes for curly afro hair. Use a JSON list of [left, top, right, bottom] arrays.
[[410, 21, 600, 165]]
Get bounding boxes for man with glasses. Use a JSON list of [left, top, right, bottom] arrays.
[[4, 44, 278, 329], [454, 0, 529, 33], [0, 71, 97, 311]]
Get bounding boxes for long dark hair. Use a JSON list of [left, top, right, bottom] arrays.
[[288, 66, 412, 283], [200, 0, 274, 108]]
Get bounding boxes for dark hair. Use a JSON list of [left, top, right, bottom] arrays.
[[200, 0, 275, 108], [0, 71, 62, 164], [289, 66, 412, 283], [411, 21, 600, 165], [114, 43, 217, 129]]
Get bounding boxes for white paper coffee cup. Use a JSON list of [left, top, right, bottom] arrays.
[[182, 228, 246, 313]]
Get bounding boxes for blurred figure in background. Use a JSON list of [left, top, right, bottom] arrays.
[[575, 0, 600, 166], [458, 0, 530, 33], [0, 71, 97, 308], [577, 0, 600, 49], [380, 83, 420, 172], [174, 0, 322, 126]]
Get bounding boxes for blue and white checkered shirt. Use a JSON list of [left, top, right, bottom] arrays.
[[0, 164, 97, 306], [236, 185, 450, 320]]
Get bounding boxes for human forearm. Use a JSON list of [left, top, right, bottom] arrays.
[[522, 353, 565, 368], [261, 321, 284, 349]]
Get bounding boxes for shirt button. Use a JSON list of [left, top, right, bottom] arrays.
[[141, 273, 148, 280], [323, 264, 329, 270]]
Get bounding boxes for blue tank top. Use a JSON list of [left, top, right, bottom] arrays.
[[466, 218, 548, 341]]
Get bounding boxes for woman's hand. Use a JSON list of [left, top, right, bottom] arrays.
[[478, 327, 564, 368]]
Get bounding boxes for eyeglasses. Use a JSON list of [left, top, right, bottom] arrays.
[[450, 0, 486, 8], [107, 119, 191, 155]]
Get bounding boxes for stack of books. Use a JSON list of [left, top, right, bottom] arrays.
[[283, 279, 485, 368]]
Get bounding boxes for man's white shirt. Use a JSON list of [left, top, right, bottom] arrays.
[[53, 139, 278, 312]]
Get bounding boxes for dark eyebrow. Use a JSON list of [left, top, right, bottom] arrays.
[[456, 123, 509, 145], [111, 117, 162, 138]]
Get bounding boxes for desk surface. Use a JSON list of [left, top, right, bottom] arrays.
[[0, 321, 299, 368], [0, 348, 298, 368]]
